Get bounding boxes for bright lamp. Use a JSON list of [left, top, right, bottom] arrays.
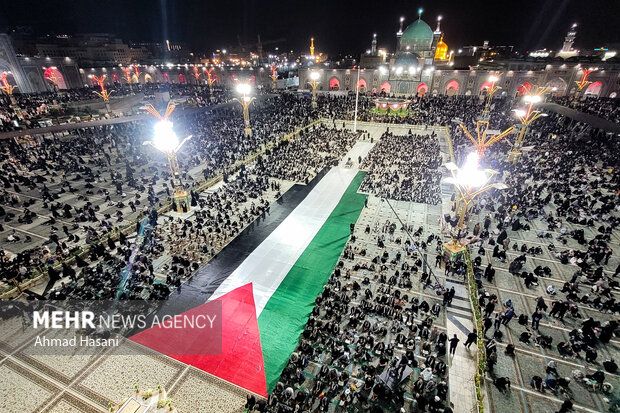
[[153, 120, 179, 152]]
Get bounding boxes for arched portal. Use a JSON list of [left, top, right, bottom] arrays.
[[329, 77, 340, 90], [371, 88, 377, 95], [357, 78, 367, 92], [417, 83, 428, 97], [380, 81, 391, 94], [179, 73, 185, 84], [446, 80, 459, 96], [163, 73, 169, 82], [144, 73, 153, 83], [516, 81, 532, 96], [585, 81, 602, 96], [44, 67, 67, 89], [544, 78, 567, 95]]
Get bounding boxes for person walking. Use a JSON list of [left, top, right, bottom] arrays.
[[464, 329, 478, 349], [449, 334, 460, 356]]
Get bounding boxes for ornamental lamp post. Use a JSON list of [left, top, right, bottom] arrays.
[[235, 83, 255, 136], [508, 94, 548, 162], [308, 71, 320, 108], [482, 72, 502, 117], [442, 153, 507, 259], [143, 102, 193, 213]]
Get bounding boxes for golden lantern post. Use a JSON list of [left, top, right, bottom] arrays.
[[442, 153, 508, 259], [269, 66, 278, 91], [205, 68, 216, 101], [0, 72, 18, 106], [234, 83, 255, 136], [91, 75, 113, 113], [44, 68, 59, 92], [192, 66, 201, 85], [143, 102, 193, 213], [508, 87, 549, 162], [133, 65, 142, 84], [455, 118, 515, 161], [308, 71, 320, 108], [121, 67, 134, 92], [575, 67, 597, 97], [482, 72, 502, 117]]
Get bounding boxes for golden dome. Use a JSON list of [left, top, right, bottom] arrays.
[[434, 34, 449, 61]]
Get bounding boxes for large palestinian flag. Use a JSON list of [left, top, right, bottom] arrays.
[[131, 168, 368, 397]]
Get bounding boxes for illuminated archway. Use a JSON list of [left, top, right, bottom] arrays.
[[329, 77, 340, 90], [357, 78, 367, 92], [44, 67, 67, 89], [371, 87, 377, 94], [610, 92, 617, 98], [144, 73, 153, 83], [112, 74, 119, 83], [179, 73, 185, 84], [585, 81, 602, 96], [446, 80, 459, 96], [250, 75, 256, 84], [544, 78, 567, 95], [380, 81, 391, 94], [131, 74, 140, 83], [417, 83, 428, 97], [163, 73, 169, 82], [516, 81, 532, 96]]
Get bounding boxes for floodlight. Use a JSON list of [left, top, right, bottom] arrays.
[[153, 120, 179, 152], [236, 83, 251, 95], [310, 71, 320, 81]]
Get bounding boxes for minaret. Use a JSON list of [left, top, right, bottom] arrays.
[[396, 16, 405, 49], [435, 15, 442, 34], [562, 23, 577, 52], [310, 37, 315, 57], [371, 33, 377, 55]]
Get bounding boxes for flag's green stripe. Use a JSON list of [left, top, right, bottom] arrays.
[[257, 171, 367, 392]]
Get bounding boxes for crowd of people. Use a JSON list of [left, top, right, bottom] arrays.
[[250, 200, 454, 413], [552, 96, 620, 124], [360, 131, 443, 204], [0, 80, 617, 412]]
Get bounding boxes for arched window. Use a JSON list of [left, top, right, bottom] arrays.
[[417, 83, 428, 97], [380, 81, 391, 94], [329, 77, 340, 90], [446, 80, 459, 96], [585, 81, 602, 96], [517, 82, 532, 96]]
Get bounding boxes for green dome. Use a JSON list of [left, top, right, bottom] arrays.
[[400, 18, 434, 52]]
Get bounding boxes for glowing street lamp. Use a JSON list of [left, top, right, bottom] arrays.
[[234, 83, 255, 136], [205, 68, 216, 101], [192, 66, 201, 84], [456, 118, 515, 161], [482, 72, 502, 117], [308, 71, 320, 108], [0, 72, 17, 105], [443, 153, 507, 257], [91, 75, 113, 113], [143, 102, 193, 213], [508, 86, 550, 161], [575, 67, 597, 93], [269, 66, 279, 91]]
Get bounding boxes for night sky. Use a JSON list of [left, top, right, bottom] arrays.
[[0, 0, 618, 56]]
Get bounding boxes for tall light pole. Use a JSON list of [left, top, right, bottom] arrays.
[[91, 75, 113, 114], [205, 68, 216, 101], [143, 102, 193, 213], [508, 85, 550, 161], [0, 72, 18, 106], [482, 72, 502, 117], [575, 66, 597, 97], [354, 67, 361, 132], [235, 83, 255, 136], [270, 66, 279, 92], [443, 153, 507, 258], [308, 71, 320, 108], [455, 118, 515, 161]]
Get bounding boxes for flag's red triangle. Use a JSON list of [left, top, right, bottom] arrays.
[[130, 283, 267, 397]]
